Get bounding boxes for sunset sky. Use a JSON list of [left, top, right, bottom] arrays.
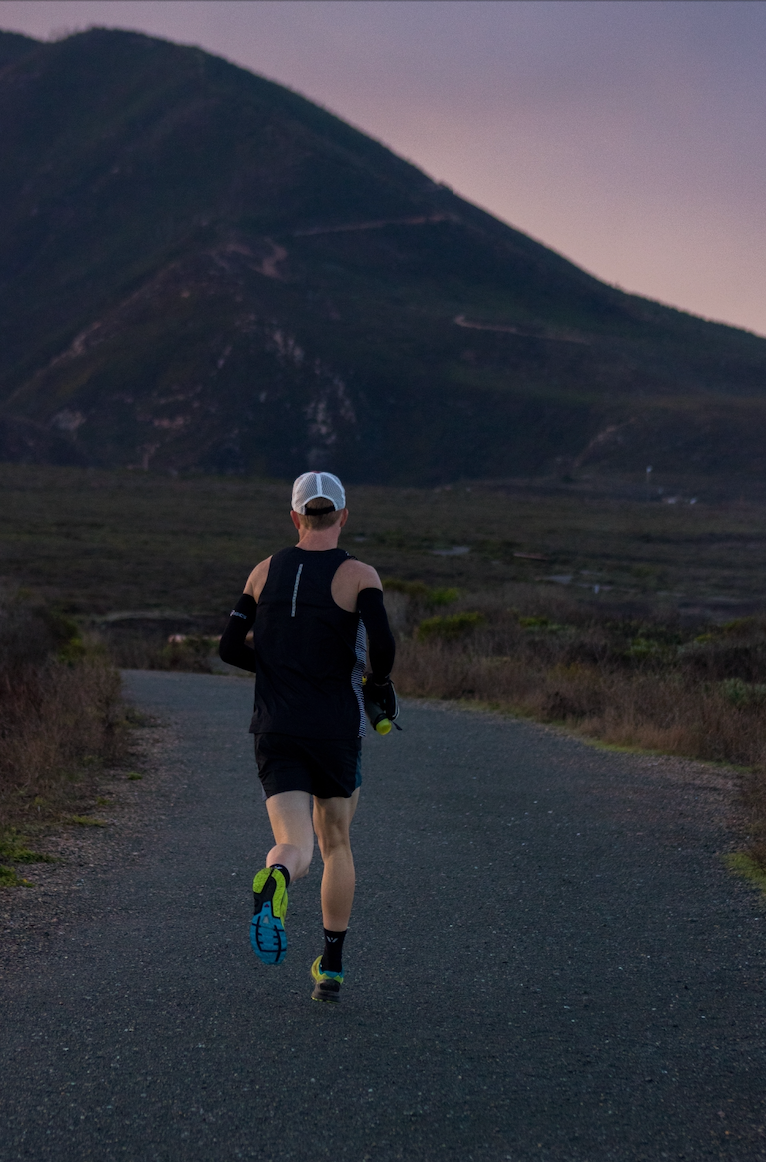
[[1, 0, 764, 335]]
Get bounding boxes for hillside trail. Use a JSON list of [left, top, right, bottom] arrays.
[[1, 670, 765, 1162], [247, 217, 454, 280], [292, 213, 455, 237], [453, 313, 589, 344]]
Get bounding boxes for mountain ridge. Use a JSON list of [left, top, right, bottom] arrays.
[[1, 27, 765, 483]]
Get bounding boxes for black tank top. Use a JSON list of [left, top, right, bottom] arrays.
[[249, 546, 366, 740]]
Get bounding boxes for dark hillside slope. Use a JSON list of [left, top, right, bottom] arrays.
[[1, 28, 765, 483]]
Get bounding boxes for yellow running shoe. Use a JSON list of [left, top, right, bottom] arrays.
[[250, 867, 288, 965], [311, 955, 343, 1003]]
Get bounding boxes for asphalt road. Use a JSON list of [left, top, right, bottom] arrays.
[[2, 670, 765, 1162]]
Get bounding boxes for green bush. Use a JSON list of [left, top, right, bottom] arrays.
[[625, 637, 676, 663], [519, 616, 567, 632], [720, 678, 766, 708], [161, 635, 218, 671], [416, 612, 485, 641], [383, 578, 459, 607], [429, 587, 461, 607]]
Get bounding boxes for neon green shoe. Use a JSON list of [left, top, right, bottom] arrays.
[[311, 955, 343, 1003], [250, 867, 288, 965]]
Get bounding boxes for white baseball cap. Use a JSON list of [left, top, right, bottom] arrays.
[[291, 471, 346, 514]]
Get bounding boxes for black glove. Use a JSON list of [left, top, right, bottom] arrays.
[[363, 674, 399, 722]]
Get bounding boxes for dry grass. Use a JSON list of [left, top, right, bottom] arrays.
[[0, 596, 126, 845], [398, 640, 766, 764]]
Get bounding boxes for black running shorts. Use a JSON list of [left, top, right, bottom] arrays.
[[253, 733, 362, 800]]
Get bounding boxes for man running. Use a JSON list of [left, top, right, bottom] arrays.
[[219, 471, 396, 1002]]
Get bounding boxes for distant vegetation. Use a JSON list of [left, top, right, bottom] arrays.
[[1, 28, 766, 483], [4, 464, 766, 617]]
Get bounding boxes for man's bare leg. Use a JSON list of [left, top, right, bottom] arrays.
[[265, 790, 314, 881], [312, 789, 360, 931], [250, 791, 313, 966]]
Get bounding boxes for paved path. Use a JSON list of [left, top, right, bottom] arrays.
[[2, 671, 765, 1161]]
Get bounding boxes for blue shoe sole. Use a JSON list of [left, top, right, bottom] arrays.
[[250, 901, 287, 965]]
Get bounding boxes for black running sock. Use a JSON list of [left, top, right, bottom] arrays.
[[268, 863, 291, 889], [320, 928, 347, 974]]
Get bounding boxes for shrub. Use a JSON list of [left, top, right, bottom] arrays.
[[383, 578, 459, 607], [105, 632, 218, 672], [383, 579, 431, 600], [518, 616, 568, 632], [720, 678, 766, 709], [416, 612, 485, 641]]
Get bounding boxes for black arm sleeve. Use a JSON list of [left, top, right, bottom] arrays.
[[357, 587, 396, 681], [218, 594, 257, 673]]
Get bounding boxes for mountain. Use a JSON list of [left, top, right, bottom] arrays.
[[0, 29, 38, 66], [1, 27, 765, 484]]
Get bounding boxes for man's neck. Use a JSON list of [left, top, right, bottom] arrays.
[[295, 529, 342, 552]]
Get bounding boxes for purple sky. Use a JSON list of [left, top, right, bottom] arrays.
[[2, 0, 765, 335]]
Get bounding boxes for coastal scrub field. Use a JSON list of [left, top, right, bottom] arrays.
[[3, 463, 766, 617], [2, 463, 766, 868]]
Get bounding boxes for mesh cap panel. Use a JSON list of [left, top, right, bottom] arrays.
[[291, 472, 346, 514]]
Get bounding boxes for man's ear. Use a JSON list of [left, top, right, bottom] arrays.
[[339, 508, 349, 528], [290, 509, 301, 530]]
